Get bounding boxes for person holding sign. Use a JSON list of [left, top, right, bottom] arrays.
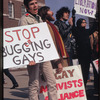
[[18, 0, 58, 100]]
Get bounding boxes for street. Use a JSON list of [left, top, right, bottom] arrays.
[[4, 68, 99, 100]]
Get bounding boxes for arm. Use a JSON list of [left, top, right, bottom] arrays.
[[89, 19, 98, 35], [59, 24, 72, 40], [52, 59, 63, 73], [54, 21, 72, 40]]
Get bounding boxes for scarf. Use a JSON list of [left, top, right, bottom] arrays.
[[47, 21, 68, 58]]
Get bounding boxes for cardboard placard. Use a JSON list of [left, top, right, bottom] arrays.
[[39, 65, 87, 100], [3, 22, 59, 69], [74, 0, 97, 18]]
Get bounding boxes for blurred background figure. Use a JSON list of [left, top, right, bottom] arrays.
[[38, 6, 68, 73], [3, 69, 19, 89]]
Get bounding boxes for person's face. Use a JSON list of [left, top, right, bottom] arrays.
[[81, 20, 87, 28], [47, 10, 55, 21], [62, 12, 69, 21], [26, 0, 38, 15]]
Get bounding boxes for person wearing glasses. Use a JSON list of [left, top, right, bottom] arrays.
[[72, 18, 97, 87]]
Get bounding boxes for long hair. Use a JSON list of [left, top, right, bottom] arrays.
[[76, 18, 86, 28], [38, 6, 50, 21], [56, 7, 70, 20]]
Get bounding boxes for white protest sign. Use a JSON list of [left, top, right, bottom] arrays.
[[3, 22, 59, 69], [93, 59, 99, 73], [39, 65, 87, 100], [72, 59, 79, 65], [74, 0, 97, 18]]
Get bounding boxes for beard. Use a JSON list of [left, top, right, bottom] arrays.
[[46, 15, 55, 21]]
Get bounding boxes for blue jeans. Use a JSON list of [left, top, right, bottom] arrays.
[[3, 69, 18, 85]]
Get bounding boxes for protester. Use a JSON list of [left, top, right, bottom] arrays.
[[54, 7, 76, 66], [3, 69, 18, 89], [72, 18, 97, 87], [18, 0, 58, 100], [90, 30, 99, 90], [90, 31, 99, 60], [38, 6, 68, 72]]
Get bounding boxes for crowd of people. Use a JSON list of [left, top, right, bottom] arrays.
[[4, 0, 99, 100]]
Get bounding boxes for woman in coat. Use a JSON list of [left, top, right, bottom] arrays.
[[72, 18, 95, 87]]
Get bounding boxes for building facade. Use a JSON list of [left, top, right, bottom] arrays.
[[3, 0, 45, 28], [3, 0, 98, 29]]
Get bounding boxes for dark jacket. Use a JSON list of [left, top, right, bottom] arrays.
[[72, 27, 92, 60], [54, 20, 75, 53], [54, 20, 72, 42]]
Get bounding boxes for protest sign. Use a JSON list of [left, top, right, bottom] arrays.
[[72, 59, 79, 65], [93, 59, 99, 73], [3, 22, 59, 69], [39, 65, 87, 100], [74, 0, 97, 18]]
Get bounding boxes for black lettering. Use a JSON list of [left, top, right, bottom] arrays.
[[37, 52, 44, 62], [13, 56, 21, 65], [28, 53, 36, 62], [14, 44, 22, 54], [22, 54, 30, 64], [30, 42, 35, 51], [34, 40, 43, 51], [43, 39, 51, 48], [3, 47, 7, 57], [22, 43, 30, 52], [5, 45, 14, 55]]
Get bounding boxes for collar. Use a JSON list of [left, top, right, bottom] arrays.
[[25, 12, 40, 22], [25, 12, 39, 18]]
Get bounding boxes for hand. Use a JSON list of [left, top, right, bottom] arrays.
[[56, 63, 63, 74], [68, 17, 73, 26], [93, 31, 98, 38], [28, 61, 36, 66]]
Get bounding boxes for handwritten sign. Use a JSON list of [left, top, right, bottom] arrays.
[[39, 65, 87, 100], [3, 22, 59, 69], [74, 0, 97, 18]]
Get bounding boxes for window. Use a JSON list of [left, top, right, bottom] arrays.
[[8, 3, 14, 18], [21, 5, 26, 16]]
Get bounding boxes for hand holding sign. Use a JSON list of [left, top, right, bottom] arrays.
[[68, 17, 73, 26], [29, 61, 36, 66], [56, 63, 63, 74], [39, 65, 87, 100], [3, 22, 59, 69]]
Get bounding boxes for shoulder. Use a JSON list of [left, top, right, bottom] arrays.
[[21, 14, 29, 21], [18, 13, 30, 26], [54, 20, 61, 26]]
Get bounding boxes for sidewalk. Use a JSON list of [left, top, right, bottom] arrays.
[[4, 69, 28, 100], [4, 68, 99, 100]]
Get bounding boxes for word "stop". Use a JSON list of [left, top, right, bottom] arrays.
[[4, 27, 39, 43]]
